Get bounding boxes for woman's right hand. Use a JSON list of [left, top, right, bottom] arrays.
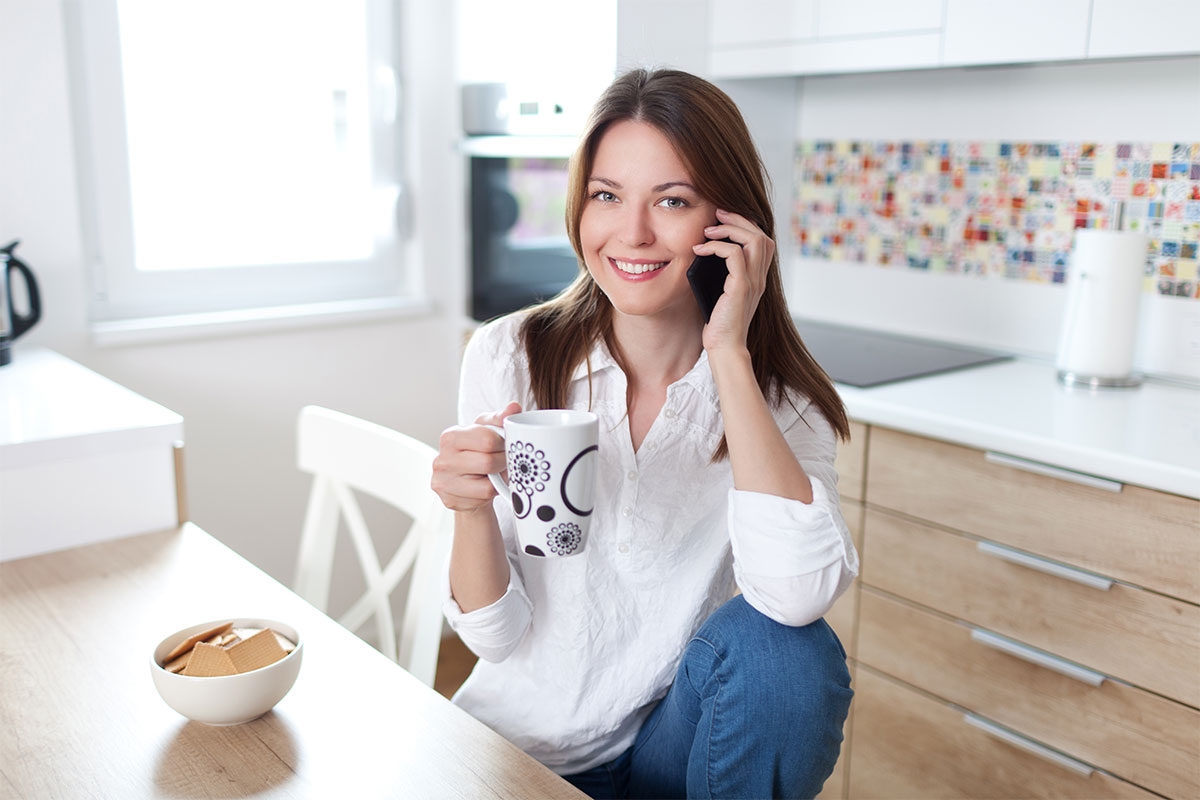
[[431, 401, 522, 514]]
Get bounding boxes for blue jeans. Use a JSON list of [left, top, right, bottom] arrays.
[[563, 596, 852, 800]]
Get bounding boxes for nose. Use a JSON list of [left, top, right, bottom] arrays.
[[617, 205, 654, 248]]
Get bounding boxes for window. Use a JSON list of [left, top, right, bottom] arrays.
[[65, 0, 413, 334]]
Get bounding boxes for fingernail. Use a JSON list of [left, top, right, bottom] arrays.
[[693, 243, 705, 251], [704, 226, 717, 233]]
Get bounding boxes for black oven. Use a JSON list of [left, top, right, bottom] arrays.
[[463, 84, 582, 322]]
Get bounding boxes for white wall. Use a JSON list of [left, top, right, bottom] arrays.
[[0, 0, 466, 611], [781, 58, 1200, 381]]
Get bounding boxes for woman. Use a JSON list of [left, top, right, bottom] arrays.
[[432, 68, 855, 799]]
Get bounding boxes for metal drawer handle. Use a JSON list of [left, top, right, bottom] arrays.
[[963, 713, 1094, 777], [977, 541, 1114, 591], [984, 452, 1123, 493], [970, 628, 1106, 687]]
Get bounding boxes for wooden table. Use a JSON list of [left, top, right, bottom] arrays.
[[0, 524, 586, 799]]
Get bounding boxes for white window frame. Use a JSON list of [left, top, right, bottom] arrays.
[[63, 0, 420, 341]]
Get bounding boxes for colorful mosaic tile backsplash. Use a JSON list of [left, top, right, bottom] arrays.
[[792, 141, 1200, 300]]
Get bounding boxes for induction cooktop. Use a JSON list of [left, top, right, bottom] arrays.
[[793, 319, 1012, 388]]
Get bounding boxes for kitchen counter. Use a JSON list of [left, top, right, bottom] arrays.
[[836, 358, 1200, 500], [0, 348, 184, 559], [0, 349, 182, 464]]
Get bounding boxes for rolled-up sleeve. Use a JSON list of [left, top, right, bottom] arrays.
[[728, 399, 859, 627], [441, 547, 533, 662], [441, 317, 537, 661]]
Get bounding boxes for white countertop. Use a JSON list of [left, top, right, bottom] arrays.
[[0, 348, 183, 469], [838, 359, 1200, 500]]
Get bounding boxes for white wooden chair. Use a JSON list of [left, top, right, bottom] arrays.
[[293, 405, 451, 687]]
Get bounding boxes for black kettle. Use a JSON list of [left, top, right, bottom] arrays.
[[1, 240, 42, 367]]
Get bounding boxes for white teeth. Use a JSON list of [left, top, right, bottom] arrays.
[[612, 259, 667, 275]]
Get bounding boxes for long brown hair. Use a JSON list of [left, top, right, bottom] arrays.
[[519, 69, 848, 457]]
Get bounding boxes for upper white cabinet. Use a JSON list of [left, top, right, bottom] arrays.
[[710, 0, 815, 47], [1089, 0, 1200, 58], [707, 0, 1200, 78], [817, 0, 941, 38], [710, 0, 942, 77], [942, 0, 1090, 66]]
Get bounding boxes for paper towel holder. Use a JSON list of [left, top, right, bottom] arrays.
[[1055, 202, 1146, 390], [1057, 369, 1143, 389]]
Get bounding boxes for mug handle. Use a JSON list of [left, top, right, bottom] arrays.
[[482, 425, 509, 498]]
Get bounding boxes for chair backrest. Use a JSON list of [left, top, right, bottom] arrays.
[[293, 405, 451, 687]]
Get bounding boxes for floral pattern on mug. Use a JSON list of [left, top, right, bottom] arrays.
[[547, 522, 583, 556], [509, 441, 551, 496]]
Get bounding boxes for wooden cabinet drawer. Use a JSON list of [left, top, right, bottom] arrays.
[[857, 588, 1200, 799], [824, 501, 863, 659], [866, 427, 1200, 603], [861, 508, 1200, 706], [849, 668, 1159, 799], [834, 421, 868, 502]]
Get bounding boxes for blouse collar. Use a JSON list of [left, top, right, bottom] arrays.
[[568, 336, 720, 411]]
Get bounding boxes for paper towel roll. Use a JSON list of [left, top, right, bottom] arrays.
[[1055, 229, 1147, 384]]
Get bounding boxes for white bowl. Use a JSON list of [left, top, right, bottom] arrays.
[[150, 618, 303, 726]]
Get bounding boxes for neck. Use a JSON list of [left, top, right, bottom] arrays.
[[609, 311, 704, 391]]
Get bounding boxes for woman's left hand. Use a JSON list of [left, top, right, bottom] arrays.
[[692, 208, 775, 355]]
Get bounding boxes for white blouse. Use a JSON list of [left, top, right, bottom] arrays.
[[441, 313, 858, 776]]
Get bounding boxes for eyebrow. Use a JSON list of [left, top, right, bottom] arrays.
[[588, 177, 698, 193]]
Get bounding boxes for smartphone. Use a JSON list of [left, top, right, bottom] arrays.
[[686, 239, 731, 323]]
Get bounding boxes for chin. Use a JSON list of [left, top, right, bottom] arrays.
[[608, 294, 702, 324]]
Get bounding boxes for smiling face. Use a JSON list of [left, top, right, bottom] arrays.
[[579, 120, 716, 324]]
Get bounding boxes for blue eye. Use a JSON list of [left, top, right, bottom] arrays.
[[591, 190, 617, 203], [658, 197, 688, 209]]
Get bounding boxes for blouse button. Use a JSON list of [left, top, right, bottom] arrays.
[[663, 408, 676, 419], [627, 470, 638, 480], [618, 543, 630, 554], [621, 506, 632, 518]]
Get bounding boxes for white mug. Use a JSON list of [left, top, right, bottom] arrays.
[[486, 410, 599, 558]]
